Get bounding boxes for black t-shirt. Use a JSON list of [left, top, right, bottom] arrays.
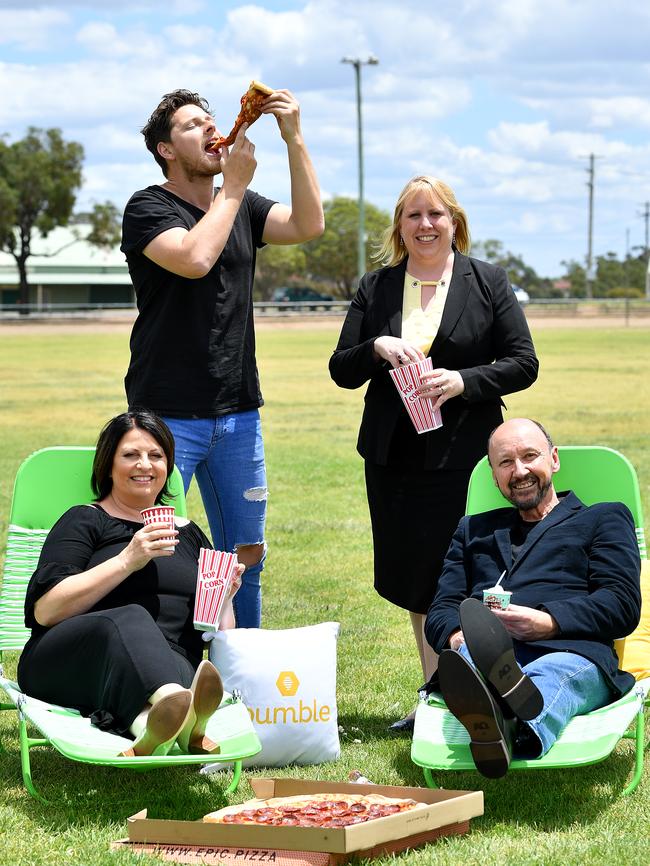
[[511, 514, 541, 561], [121, 185, 276, 417], [24, 505, 212, 665]]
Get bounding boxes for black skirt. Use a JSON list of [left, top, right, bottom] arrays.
[[364, 426, 472, 614]]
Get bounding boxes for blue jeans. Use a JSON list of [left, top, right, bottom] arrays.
[[459, 642, 614, 756], [162, 411, 267, 628]]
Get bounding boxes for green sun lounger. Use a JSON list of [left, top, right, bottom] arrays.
[[0, 447, 262, 803], [411, 446, 649, 795]]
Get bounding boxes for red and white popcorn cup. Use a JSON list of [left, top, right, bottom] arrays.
[[140, 505, 176, 551], [389, 358, 443, 434], [193, 548, 238, 632]]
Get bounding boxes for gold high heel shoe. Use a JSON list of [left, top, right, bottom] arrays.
[[119, 689, 192, 757], [178, 660, 223, 755]]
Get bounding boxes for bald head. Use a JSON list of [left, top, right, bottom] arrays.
[[488, 418, 560, 519], [488, 418, 553, 464]]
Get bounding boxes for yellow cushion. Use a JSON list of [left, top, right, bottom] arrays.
[[614, 559, 650, 680]]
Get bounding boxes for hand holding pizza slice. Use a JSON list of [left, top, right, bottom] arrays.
[[207, 80, 274, 151]]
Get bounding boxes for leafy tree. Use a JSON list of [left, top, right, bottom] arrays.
[[0, 127, 120, 307], [253, 244, 307, 300], [593, 251, 646, 297], [303, 197, 391, 298], [84, 202, 122, 250], [560, 259, 587, 297], [471, 239, 553, 298], [561, 252, 646, 298]]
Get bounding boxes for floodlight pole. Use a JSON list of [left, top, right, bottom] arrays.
[[585, 153, 596, 299], [638, 201, 650, 299], [342, 55, 379, 284]]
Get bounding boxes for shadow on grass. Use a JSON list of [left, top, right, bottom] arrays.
[[0, 730, 236, 830], [337, 710, 647, 830], [337, 710, 416, 736], [392, 744, 644, 831]]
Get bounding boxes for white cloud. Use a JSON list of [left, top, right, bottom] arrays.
[[0, 0, 648, 277], [0, 9, 69, 50], [76, 22, 133, 59], [79, 160, 161, 209], [487, 121, 636, 163], [76, 123, 144, 157], [0, 0, 201, 8], [586, 97, 650, 130]]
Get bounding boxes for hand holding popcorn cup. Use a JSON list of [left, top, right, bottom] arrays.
[[140, 505, 176, 551], [194, 548, 239, 631], [389, 357, 443, 434]]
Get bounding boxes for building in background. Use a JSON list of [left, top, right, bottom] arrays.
[[0, 224, 133, 308]]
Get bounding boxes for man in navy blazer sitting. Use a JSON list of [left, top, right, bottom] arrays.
[[425, 417, 641, 778]]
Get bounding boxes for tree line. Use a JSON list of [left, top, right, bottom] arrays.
[[256, 210, 649, 301], [1, 127, 647, 305], [0, 128, 120, 306]]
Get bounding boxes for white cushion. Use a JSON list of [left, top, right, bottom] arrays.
[[207, 621, 340, 767]]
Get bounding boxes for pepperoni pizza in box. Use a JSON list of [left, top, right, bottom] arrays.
[[203, 791, 427, 828], [120, 779, 483, 858]]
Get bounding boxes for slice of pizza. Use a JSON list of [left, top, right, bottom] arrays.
[[207, 80, 274, 151], [203, 791, 425, 827]]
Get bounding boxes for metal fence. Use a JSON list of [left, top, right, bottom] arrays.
[[1, 298, 650, 321], [0, 300, 352, 319], [521, 298, 650, 318]]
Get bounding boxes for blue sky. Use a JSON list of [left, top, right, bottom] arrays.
[[1, 0, 649, 277]]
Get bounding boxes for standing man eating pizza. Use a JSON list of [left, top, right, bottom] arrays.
[[121, 87, 324, 627]]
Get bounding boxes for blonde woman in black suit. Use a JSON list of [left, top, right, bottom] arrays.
[[329, 175, 539, 732]]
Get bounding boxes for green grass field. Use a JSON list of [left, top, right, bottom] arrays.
[[1, 322, 649, 866]]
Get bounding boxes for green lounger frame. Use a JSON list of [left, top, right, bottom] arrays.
[[0, 447, 262, 803], [411, 446, 649, 795]]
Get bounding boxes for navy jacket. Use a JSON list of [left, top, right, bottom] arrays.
[[329, 253, 539, 471], [425, 492, 642, 697]]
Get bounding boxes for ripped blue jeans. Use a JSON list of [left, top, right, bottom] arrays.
[[162, 411, 266, 628]]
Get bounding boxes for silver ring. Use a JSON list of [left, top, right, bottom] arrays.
[[440, 385, 446, 394], [397, 353, 406, 364]]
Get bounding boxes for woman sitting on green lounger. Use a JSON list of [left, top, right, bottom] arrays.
[[18, 411, 241, 757]]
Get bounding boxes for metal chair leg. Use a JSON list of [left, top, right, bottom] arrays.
[[225, 759, 242, 794], [423, 766, 439, 789], [621, 708, 645, 797], [18, 707, 49, 804]]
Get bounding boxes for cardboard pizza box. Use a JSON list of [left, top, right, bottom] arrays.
[[113, 778, 483, 860], [110, 822, 470, 866]]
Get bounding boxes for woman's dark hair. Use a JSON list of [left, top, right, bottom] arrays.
[[142, 89, 211, 177], [91, 411, 176, 504]]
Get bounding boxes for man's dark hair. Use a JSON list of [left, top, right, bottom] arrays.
[[486, 419, 554, 464], [141, 89, 211, 177], [91, 410, 176, 503]]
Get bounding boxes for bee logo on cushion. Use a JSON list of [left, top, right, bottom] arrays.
[[251, 668, 331, 725], [276, 671, 299, 697], [208, 622, 341, 766]]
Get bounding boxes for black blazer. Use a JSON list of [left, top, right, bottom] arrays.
[[425, 492, 642, 697], [329, 253, 539, 471]]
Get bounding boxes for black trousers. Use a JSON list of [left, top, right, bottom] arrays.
[[17, 604, 196, 735]]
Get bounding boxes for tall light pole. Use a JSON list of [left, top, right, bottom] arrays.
[[636, 201, 650, 299], [583, 153, 597, 299], [341, 54, 379, 283]]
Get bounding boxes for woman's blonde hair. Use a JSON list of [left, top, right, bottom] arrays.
[[375, 175, 471, 266]]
